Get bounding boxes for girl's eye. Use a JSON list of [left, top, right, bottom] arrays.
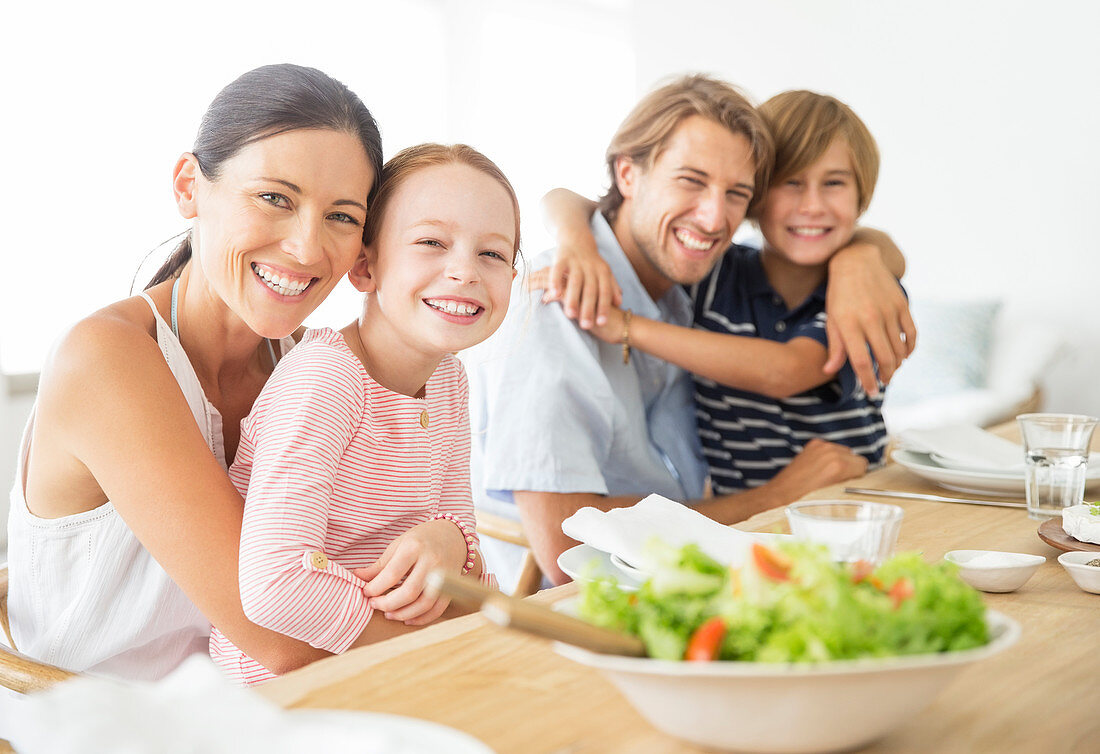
[[416, 238, 444, 248], [328, 211, 362, 226], [260, 192, 290, 208], [785, 179, 802, 188], [480, 250, 509, 262], [825, 179, 848, 188]]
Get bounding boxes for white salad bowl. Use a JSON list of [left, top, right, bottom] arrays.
[[553, 611, 1019, 754], [1057, 551, 1100, 594], [943, 550, 1045, 593]]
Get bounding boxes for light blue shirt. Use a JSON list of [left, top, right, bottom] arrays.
[[468, 213, 707, 529]]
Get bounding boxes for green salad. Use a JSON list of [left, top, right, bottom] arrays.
[[578, 541, 989, 662]]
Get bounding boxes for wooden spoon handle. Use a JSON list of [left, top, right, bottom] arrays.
[[428, 570, 646, 657]]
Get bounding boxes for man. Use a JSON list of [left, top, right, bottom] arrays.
[[468, 75, 908, 589]]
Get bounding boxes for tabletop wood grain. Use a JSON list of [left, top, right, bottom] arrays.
[[256, 423, 1100, 753]]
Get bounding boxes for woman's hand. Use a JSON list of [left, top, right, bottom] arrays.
[[355, 518, 468, 626], [824, 242, 917, 395]]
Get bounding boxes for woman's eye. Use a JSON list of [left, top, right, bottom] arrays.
[[259, 192, 289, 208], [328, 211, 361, 226]]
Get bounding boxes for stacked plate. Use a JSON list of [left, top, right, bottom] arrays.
[[893, 424, 1100, 498], [891, 449, 1100, 497]]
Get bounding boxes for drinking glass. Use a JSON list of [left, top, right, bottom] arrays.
[[785, 501, 903, 564], [1017, 413, 1098, 520]]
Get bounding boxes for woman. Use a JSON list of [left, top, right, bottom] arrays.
[[7, 64, 467, 681]]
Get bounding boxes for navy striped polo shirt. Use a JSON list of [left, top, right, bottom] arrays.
[[689, 244, 888, 494]]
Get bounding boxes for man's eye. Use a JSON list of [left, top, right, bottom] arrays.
[[260, 192, 289, 207], [679, 176, 704, 187]]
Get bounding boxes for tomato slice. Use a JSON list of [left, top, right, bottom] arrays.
[[752, 542, 792, 582], [850, 559, 875, 584], [685, 616, 726, 662], [888, 577, 915, 609]]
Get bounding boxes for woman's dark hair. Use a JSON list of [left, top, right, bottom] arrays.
[[145, 64, 382, 289]]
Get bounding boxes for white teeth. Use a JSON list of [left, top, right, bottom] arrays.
[[674, 229, 714, 251], [251, 263, 311, 297], [790, 227, 828, 237], [425, 298, 480, 316]]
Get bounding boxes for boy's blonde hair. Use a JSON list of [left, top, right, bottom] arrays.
[[598, 74, 774, 221], [760, 91, 879, 214], [364, 143, 521, 263]]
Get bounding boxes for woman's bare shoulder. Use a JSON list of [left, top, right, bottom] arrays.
[[38, 291, 169, 394]]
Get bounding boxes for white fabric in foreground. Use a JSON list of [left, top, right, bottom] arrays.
[[6, 656, 460, 754], [561, 494, 764, 569]]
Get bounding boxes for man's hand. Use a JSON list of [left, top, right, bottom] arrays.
[[824, 242, 916, 395], [768, 438, 869, 501], [356, 519, 468, 626]]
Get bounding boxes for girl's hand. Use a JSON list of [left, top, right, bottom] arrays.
[[355, 519, 468, 625]]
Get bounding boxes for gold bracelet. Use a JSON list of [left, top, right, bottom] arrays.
[[621, 309, 633, 365]]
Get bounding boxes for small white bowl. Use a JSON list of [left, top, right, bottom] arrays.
[[943, 550, 1045, 593], [1057, 551, 1100, 594]]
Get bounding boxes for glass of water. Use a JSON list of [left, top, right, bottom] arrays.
[[786, 501, 904, 564], [1017, 413, 1098, 520]]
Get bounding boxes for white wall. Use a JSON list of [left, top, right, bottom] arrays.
[[631, 0, 1100, 415]]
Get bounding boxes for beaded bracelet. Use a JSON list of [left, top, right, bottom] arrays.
[[433, 512, 478, 574], [621, 308, 633, 365]]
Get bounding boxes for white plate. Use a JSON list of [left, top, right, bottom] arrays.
[[893, 450, 1100, 497], [929, 451, 1100, 475], [609, 553, 648, 580], [557, 544, 643, 591], [287, 710, 493, 753]]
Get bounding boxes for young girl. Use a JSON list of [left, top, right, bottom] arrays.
[[209, 144, 518, 684], [541, 91, 896, 495]]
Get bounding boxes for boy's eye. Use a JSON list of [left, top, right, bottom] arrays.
[[260, 192, 290, 207]]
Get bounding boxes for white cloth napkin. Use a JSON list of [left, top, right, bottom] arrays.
[[898, 425, 1027, 472], [561, 494, 774, 569], [5, 655, 461, 754]]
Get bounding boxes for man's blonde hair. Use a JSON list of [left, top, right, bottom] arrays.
[[598, 74, 774, 221], [759, 90, 880, 214]]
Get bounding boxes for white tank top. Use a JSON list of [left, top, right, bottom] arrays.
[[5, 294, 294, 681]]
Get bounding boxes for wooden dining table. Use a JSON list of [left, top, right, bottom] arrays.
[[256, 424, 1100, 753]]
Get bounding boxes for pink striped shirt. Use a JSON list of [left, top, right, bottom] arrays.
[[209, 327, 481, 684]]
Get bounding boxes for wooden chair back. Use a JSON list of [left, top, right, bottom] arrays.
[[474, 511, 544, 597], [0, 566, 79, 693]]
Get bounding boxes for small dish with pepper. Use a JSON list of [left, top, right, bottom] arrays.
[[1057, 551, 1100, 594]]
